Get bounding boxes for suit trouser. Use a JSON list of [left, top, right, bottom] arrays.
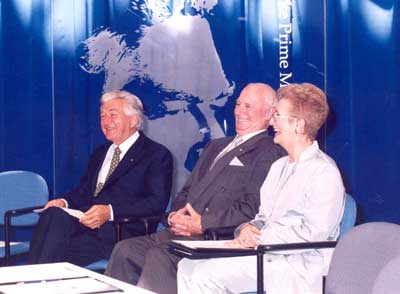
[[105, 230, 182, 294], [28, 207, 110, 266]]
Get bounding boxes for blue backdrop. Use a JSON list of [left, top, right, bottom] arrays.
[[0, 0, 399, 224]]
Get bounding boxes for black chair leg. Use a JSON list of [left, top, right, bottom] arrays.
[[257, 251, 264, 294]]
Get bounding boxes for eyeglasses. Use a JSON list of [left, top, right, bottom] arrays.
[[273, 113, 297, 120]]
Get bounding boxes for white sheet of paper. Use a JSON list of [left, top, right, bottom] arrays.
[[0, 264, 85, 284], [172, 240, 231, 249], [0, 277, 121, 294], [34, 207, 84, 219], [0, 263, 157, 294]]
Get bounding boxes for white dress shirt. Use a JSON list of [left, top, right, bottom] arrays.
[[96, 131, 139, 186], [62, 131, 140, 221], [215, 129, 266, 158]]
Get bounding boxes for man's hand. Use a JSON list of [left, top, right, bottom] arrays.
[[185, 203, 202, 234], [226, 224, 261, 249], [44, 198, 66, 209], [169, 206, 190, 236], [79, 205, 111, 229], [169, 203, 203, 236]]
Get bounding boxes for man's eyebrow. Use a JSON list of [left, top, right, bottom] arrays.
[[101, 107, 119, 112]]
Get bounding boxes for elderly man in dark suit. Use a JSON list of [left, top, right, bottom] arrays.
[[105, 83, 285, 294], [28, 90, 173, 266]]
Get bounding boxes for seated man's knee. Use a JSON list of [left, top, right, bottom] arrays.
[[111, 239, 132, 258], [145, 246, 166, 261], [39, 206, 71, 223]]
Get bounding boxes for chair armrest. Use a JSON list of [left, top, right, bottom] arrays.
[[203, 226, 236, 240], [3, 205, 44, 266], [114, 215, 165, 225], [113, 214, 166, 241], [259, 241, 337, 252], [4, 205, 44, 218], [169, 240, 338, 259]]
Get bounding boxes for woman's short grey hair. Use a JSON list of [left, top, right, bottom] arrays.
[[101, 90, 144, 130]]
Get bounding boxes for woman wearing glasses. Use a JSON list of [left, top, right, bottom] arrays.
[[177, 83, 345, 294]]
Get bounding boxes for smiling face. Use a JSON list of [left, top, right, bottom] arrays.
[[100, 98, 138, 145], [271, 98, 299, 149], [234, 84, 274, 136]]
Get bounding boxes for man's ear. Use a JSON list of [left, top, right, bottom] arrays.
[[130, 114, 139, 129], [265, 107, 275, 122]]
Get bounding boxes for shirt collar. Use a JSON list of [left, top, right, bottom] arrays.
[[112, 131, 140, 158], [237, 129, 266, 143], [297, 140, 320, 162]]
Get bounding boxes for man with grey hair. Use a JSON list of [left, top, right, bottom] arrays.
[[29, 90, 173, 266], [106, 83, 286, 294]]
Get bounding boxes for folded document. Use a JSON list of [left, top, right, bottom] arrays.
[[34, 207, 84, 219]]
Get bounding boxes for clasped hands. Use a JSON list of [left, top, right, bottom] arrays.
[[169, 203, 203, 236], [45, 199, 111, 229]]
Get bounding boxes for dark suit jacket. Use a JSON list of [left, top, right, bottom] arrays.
[[171, 131, 286, 230], [63, 132, 173, 242]]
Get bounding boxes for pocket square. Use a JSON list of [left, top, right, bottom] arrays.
[[229, 156, 244, 166]]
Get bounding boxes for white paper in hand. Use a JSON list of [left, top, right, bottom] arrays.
[[34, 207, 84, 219]]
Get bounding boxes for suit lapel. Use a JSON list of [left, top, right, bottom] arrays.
[[197, 137, 232, 179], [190, 132, 267, 199], [89, 144, 111, 194], [102, 134, 147, 190]]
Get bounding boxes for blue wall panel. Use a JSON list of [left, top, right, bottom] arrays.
[[0, 0, 54, 190], [0, 0, 399, 225], [327, 0, 400, 222]]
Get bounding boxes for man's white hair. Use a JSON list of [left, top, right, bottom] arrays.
[[101, 90, 144, 130]]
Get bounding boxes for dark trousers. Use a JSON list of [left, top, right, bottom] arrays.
[[28, 207, 112, 266], [105, 230, 182, 294]]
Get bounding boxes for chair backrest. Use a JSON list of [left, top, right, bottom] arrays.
[[325, 222, 400, 294], [0, 171, 49, 226], [339, 193, 357, 236], [371, 254, 400, 294]]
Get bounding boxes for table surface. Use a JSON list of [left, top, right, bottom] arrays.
[[0, 262, 156, 294]]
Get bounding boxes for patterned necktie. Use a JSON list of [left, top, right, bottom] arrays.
[[94, 146, 121, 197], [210, 136, 243, 170]]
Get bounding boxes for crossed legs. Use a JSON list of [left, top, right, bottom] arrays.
[[105, 230, 182, 294]]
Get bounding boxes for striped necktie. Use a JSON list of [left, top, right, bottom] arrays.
[[94, 146, 121, 197], [210, 136, 243, 170]]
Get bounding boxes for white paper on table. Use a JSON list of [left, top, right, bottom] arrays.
[[0, 264, 85, 284], [0, 277, 122, 294], [171, 240, 232, 249], [34, 207, 84, 219]]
